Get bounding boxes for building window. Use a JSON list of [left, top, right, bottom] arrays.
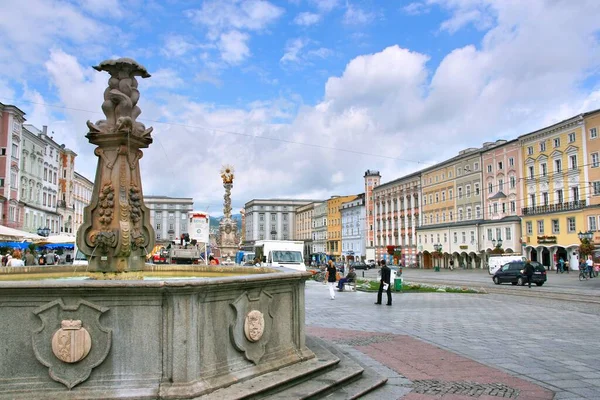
[[453, 232, 457, 243], [449, 189, 453, 199], [573, 186, 579, 201], [496, 228, 502, 240], [591, 127, 598, 139], [435, 193, 439, 203], [474, 183, 480, 195], [552, 219, 560, 234], [498, 179, 504, 192], [487, 229, 492, 240], [475, 206, 481, 218], [458, 187, 463, 198], [589, 216, 597, 231], [557, 189, 564, 203], [442, 212, 446, 222], [498, 161, 503, 170], [488, 183, 493, 194], [542, 192, 549, 205], [259, 224, 264, 231], [553, 138, 560, 148], [594, 181, 600, 195], [592, 153, 600, 168], [509, 157, 514, 167], [528, 146, 533, 155], [540, 163, 547, 176], [510, 201, 516, 213], [554, 159, 562, 173], [474, 162, 479, 171], [510, 176, 516, 188], [493, 203, 498, 214], [169, 212, 174, 219], [442, 191, 446, 201], [156, 223, 161, 230], [444, 233, 447, 242], [457, 168, 462, 176], [526, 221, 533, 235], [537, 220, 544, 234], [461, 232, 466, 243], [466, 207, 472, 219], [567, 217, 576, 233], [487, 165, 492, 173], [271, 214, 276, 221], [568, 132, 576, 143], [505, 227, 512, 240], [458, 208, 463, 221], [540, 142, 546, 152], [528, 166, 534, 178], [466, 185, 471, 197], [569, 155, 577, 170], [449, 211, 453, 221]]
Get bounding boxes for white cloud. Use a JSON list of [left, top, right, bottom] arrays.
[[187, 0, 284, 38], [402, 2, 430, 15], [309, 0, 339, 13], [77, 0, 124, 18], [218, 31, 251, 64], [186, 0, 283, 65], [281, 38, 307, 64], [161, 35, 198, 58], [342, 5, 376, 25], [293, 12, 322, 26], [145, 69, 184, 89], [281, 38, 333, 65], [7, 0, 600, 213]]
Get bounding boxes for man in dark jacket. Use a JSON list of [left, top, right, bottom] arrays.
[[524, 259, 535, 288], [376, 259, 392, 305]]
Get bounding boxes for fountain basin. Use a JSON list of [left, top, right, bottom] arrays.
[[0, 265, 313, 399]]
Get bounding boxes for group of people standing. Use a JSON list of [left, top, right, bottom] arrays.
[[325, 259, 392, 306]]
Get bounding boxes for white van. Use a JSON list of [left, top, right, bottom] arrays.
[[72, 244, 89, 267], [254, 240, 306, 272], [488, 255, 525, 274]]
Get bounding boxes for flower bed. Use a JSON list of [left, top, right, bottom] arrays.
[[356, 279, 486, 294]]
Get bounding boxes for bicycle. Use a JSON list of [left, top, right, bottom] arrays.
[[579, 268, 589, 281]]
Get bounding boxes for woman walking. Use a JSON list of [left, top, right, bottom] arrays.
[[326, 260, 337, 300]]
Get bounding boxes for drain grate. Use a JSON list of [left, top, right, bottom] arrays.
[[412, 380, 519, 398], [335, 335, 396, 346]]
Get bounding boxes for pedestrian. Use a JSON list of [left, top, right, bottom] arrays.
[[24, 249, 35, 266], [557, 257, 565, 274], [7, 251, 24, 267], [337, 267, 356, 291], [375, 259, 392, 306], [579, 257, 587, 279], [326, 260, 337, 300], [524, 258, 535, 288], [586, 255, 594, 279], [449, 260, 454, 271]]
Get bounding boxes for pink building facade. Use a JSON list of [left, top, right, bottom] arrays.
[[0, 103, 25, 229], [480, 140, 524, 255]]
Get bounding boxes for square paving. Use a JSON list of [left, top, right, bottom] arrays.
[[305, 280, 600, 399]]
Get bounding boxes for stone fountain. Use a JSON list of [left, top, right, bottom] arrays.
[[0, 58, 386, 400]]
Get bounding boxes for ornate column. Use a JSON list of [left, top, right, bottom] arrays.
[[77, 58, 154, 272], [219, 165, 238, 259]]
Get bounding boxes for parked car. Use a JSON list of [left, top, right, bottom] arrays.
[[492, 261, 547, 286], [351, 261, 370, 270], [367, 259, 376, 268]]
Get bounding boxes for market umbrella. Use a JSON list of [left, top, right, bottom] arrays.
[[0, 225, 44, 241]]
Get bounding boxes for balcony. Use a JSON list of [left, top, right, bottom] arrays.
[[522, 199, 586, 216]]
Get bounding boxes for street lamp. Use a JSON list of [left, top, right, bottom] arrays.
[[433, 243, 442, 272], [491, 238, 504, 254], [578, 231, 594, 241], [37, 227, 50, 237]]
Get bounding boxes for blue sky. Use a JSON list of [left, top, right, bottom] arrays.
[[1, 0, 599, 214]]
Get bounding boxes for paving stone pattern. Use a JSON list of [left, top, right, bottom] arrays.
[[411, 380, 519, 398], [306, 280, 600, 399]]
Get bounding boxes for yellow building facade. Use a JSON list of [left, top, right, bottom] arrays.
[[326, 195, 356, 259], [581, 111, 600, 244], [520, 114, 589, 269]]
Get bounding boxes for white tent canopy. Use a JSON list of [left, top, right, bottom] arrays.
[[0, 225, 44, 241], [37, 234, 76, 244]]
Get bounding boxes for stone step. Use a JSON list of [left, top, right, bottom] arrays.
[[197, 339, 341, 400]]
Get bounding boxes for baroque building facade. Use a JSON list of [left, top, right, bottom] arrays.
[[0, 102, 26, 228], [57, 145, 77, 235], [145, 196, 194, 242], [520, 112, 592, 269], [373, 172, 420, 265], [295, 202, 320, 264], [326, 195, 356, 260], [243, 199, 316, 244], [363, 170, 381, 261], [340, 194, 365, 262], [311, 202, 328, 260], [73, 172, 93, 235]]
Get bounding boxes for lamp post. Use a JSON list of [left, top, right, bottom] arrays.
[[491, 238, 504, 254], [578, 231, 595, 261], [433, 243, 442, 272], [37, 227, 50, 237]]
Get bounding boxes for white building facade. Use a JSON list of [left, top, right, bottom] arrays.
[[243, 199, 317, 244], [312, 202, 328, 255], [19, 125, 46, 234], [145, 196, 194, 243], [341, 194, 366, 261], [73, 172, 93, 235], [21, 124, 61, 235]]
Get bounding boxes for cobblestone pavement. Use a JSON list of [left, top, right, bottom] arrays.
[[305, 280, 600, 399]]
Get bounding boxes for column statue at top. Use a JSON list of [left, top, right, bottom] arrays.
[[77, 58, 155, 272]]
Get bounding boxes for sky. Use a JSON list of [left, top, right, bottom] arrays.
[[1, 0, 600, 216]]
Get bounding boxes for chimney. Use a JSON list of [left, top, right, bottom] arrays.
[[42, 125, 48, 135]]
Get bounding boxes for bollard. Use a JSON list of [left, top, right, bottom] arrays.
[[362, 271, 365, 278]]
